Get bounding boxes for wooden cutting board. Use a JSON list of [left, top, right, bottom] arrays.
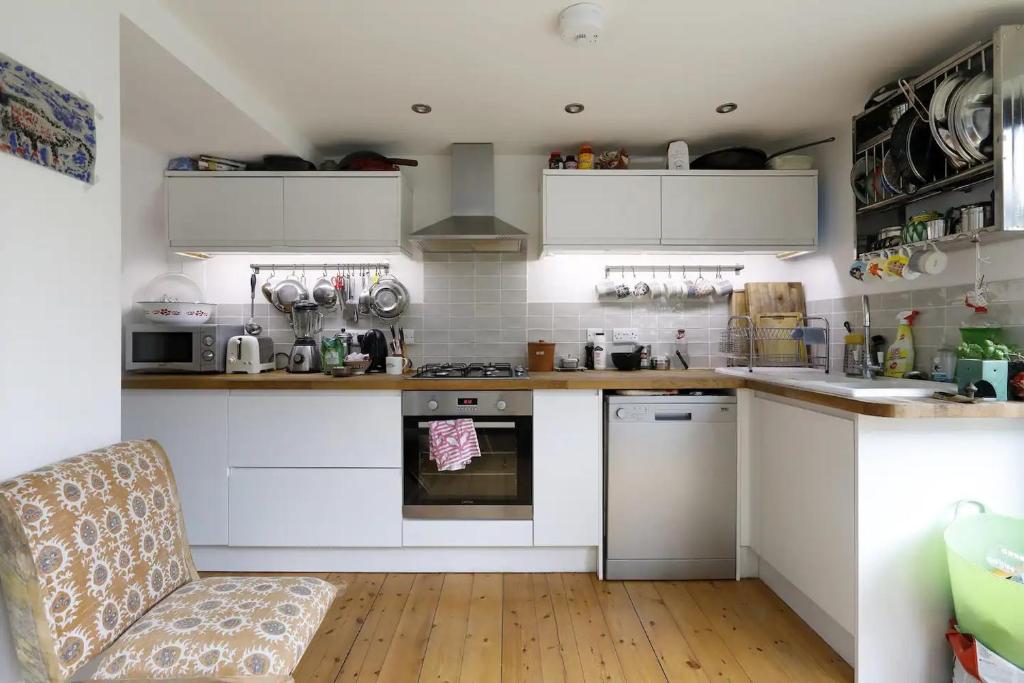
[[756, 312, 807, 362], [745, 282, 806, 321], [729, 290, 748, 317]]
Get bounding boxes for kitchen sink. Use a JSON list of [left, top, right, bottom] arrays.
[[794, 377, 954, 399], [716, 367, 955, 399]]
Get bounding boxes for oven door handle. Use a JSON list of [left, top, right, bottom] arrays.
[[416, 421, 517, 429]]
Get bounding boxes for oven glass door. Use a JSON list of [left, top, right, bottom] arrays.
[[403, 415, 532, 519]]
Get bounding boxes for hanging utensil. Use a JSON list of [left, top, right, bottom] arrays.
[[312, 267, 338, 311], [245, 272, 262, 336]]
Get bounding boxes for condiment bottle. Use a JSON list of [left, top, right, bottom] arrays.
[[578, 144, 594, 169], [563, 154, 578, 169], [548, 152, 563, 169], [592, 331, 606, 369]]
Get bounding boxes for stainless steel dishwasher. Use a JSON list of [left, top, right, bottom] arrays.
[[605, 393, 737, 580]]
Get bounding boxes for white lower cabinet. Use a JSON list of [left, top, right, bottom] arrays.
[[229, 467, 402, 547], [532, 390, 602, 546], [750, 394, 856, 633], [402, 520, 533, 547], [121, 390, 229, 546], [228, 391, 401, 467]]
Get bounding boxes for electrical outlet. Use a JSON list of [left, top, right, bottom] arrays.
[[612, 327, 639, 343], [403, 329, 415, 343], [586, 328, 603, 343]]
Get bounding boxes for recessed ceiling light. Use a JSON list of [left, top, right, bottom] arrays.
[[564, 103, 585, 114], [716, 102, 738, 114], [411, 103, 432, 114]]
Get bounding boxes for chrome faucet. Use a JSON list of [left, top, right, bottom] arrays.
[[862, 295, 882, 379]]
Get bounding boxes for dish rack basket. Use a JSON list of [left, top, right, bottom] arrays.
[[719, 315, 831, 372]]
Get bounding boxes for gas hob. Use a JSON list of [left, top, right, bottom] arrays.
[[411, 362, 527, 379]]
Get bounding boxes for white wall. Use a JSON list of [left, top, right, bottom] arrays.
[[796, 123, 1015, 302], [0, 2, 123, 680]]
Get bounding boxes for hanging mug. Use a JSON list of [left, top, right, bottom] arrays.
[[849, 258, 867, 281], [866, 252, 887, 279], [712, 275, 734, 296], [908, 242, 947, 275], [885, 247, 910, 279]]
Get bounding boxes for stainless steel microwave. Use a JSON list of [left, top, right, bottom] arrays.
[[124, 324, 233, 373]]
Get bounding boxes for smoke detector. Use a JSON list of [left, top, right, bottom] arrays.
[[558, 3, 606, 45]]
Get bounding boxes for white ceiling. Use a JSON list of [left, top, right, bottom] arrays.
[[159, 0, 1018, 156]]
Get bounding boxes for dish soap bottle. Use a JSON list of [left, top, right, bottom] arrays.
[[884, 310, 919, 378]]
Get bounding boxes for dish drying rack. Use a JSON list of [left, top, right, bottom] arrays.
[[719, 315, 831, 372]]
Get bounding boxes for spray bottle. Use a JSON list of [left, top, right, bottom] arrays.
[[884, 310, 919, 378]]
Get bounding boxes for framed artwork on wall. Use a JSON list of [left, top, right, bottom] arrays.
[[0, 51, 96, 183]]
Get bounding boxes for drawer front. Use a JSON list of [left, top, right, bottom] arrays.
[[229, 468, 401, 547], [228, 391, 401, 467], [402, 520, 533, 547]]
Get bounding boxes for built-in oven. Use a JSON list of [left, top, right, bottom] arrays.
[[124, 324, 232, 373], [402, 391, 532, 520]]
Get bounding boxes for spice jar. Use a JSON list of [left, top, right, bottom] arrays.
[[564, 154, 578, 169], [548, 152, 563, 169], [578, 144, 595, 169]]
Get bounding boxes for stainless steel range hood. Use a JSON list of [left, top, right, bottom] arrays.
[[410, 143, 527, 253]]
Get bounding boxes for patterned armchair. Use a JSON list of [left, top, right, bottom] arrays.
[[0, 440, 339, 683]]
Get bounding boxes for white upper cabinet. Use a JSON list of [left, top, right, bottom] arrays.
[[283, 176, 407, 247], [541, 170, 818, 253], [543, 174, 662, 246], [661, 173, 817, 248], [168, 176, 284, 248], [166, 171, 411, 252]]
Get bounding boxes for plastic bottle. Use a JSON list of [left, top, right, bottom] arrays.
[[593, 331, 607, 369], [884, 310, 919, 378], [563, 154, 578, 169], [578, 144, 595, 169], [547, 152, 563, 169]]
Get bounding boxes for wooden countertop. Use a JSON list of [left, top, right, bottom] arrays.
[[121, 370, 1024, 419], [121, 369, 740, 391]]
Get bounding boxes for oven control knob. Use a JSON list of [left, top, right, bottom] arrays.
[[616, 408, 628, 419], [427, 399, 439, 411], [201, 350, 215, 361], [496, 400, 507, 411], [202, 335, 214, 347]]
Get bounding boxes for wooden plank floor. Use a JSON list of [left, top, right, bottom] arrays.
[[209, 573, 853, 683]]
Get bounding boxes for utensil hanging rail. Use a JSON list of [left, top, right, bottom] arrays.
[[250, 262, 390, 274], [604, 263, 745, 276]]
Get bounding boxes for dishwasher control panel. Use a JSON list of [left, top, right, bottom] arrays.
[[608, 401, 735, 423]]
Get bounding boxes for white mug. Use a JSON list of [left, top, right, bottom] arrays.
[[910, 242, 947, 275], [693, 273, 715, 298], [385, 356, 412, 375], [712, 275, 734, 297], [595, 278, 617, 296], [649, 280, 668, 300]]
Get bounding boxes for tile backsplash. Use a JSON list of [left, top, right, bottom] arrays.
[[196, 260, 1024, 374], [809, 277, 1024, 374]]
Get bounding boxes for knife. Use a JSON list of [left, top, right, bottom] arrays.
[[675, 350, 689, 370]]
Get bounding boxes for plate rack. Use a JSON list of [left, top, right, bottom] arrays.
[[719, 315, 831, 372], [852, 39, 994, 216]]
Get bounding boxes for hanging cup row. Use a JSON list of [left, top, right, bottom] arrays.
[[596, 266, 735, 301]]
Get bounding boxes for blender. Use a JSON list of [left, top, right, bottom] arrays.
[[287, 301, 323, 373]]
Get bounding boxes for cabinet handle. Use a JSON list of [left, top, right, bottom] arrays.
[[654, 413, 692, 421]]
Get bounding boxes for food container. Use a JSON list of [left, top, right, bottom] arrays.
[[528, 341, 556, 372]]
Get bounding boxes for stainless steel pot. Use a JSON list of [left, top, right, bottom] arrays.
[[949, 202, 993, 235]]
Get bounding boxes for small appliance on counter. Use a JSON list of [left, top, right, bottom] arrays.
[[226, 335, 275, 374], [287, 302, 323, 373], [124, 324, 233, 373], [359, 329, 389, 373]]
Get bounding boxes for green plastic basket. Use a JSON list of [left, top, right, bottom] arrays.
[[945, 501, 1024, 668]]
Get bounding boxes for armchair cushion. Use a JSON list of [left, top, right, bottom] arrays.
[[0, 440, 196, 681], [92, 576, 337, 679]]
